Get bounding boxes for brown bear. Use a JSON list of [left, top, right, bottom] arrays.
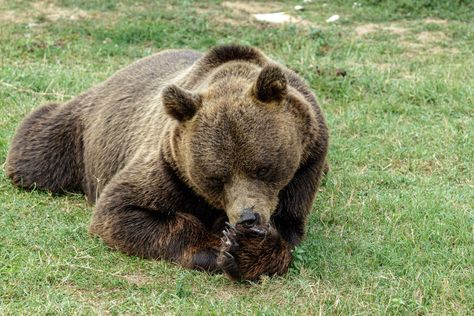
[[5, 45, 329, 280]]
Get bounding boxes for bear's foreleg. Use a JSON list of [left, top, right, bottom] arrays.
[[90, 204, 222, 271], [88, 164, 222, 272]]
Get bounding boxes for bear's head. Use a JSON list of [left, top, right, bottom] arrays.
[[162, 63, 317, 226]]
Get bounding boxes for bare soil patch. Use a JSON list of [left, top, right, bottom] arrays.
[[417, 31, 447, 44], [31, 1, 89, 21], [355, 23, 378, 36], [385, 25, 408, 35], [424, 18, 448, 25], [0, 1, 89, 23], [120, 273, 153, 286], [355, 21, 456, 56], [221, 1, 282, 14], [355, 23, 408, 36], [219, 1, 310, 26]]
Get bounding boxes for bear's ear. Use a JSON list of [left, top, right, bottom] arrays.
[[162, 84, 202, 122], [254, 65, 287, 103]]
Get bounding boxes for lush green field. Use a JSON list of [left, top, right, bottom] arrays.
[[1, 1, 473, 314]]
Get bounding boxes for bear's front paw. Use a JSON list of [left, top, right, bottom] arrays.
[[217, 223, 292, 281]]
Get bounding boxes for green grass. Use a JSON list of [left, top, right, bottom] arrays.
[[1, 0, 473, 314]]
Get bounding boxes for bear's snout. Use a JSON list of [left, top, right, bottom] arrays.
[[224, 177, 277, 226], [237, 208, 260, 227]]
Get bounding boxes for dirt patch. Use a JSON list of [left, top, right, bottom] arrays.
[[0, 10, 19, 23], [417, 31, 446, 44], [355, 21, 456, 57], [219, 1, 310, 26], [376, 63, 392, 70], [400, 41, 458, 57], [214, 16, 244, 26], [0, 0, 114, 24], [221, 1, 283, 14], [427, 46, 459, 55], [195, 6, 252, 27], [355, 23, 408, 36], [120, 273, 153, 286], [355, 23, 378, 36], [424, 18, 448, 25], [31, 1, 88, 21], [385, 25, 408, 35], [62, 282, 114, 314], [401, 31, 456, 56]]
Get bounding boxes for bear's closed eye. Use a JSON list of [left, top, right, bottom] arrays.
[[207, 177, 225, 189], [255, 167, 270, 178]]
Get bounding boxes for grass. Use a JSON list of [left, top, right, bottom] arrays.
[[1, 0, 473, 314]]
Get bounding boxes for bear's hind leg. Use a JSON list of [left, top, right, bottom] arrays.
[[5, 102, 83, 193]]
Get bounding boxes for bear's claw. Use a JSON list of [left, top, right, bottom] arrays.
[[249, 226, 267, 236]]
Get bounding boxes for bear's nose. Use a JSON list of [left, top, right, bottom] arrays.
[[237, 209, 260, 227]]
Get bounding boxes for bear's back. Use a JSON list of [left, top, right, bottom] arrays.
[[79, 49, 202, 200]]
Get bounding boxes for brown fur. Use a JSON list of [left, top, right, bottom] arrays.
[[5, 45, 329, 281]]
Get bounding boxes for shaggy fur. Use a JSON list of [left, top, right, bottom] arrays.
[[6, 45, 329, 280]]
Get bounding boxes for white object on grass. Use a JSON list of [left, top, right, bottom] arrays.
[[253, 12, 295, 24], [326, 15, 340, 23]]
